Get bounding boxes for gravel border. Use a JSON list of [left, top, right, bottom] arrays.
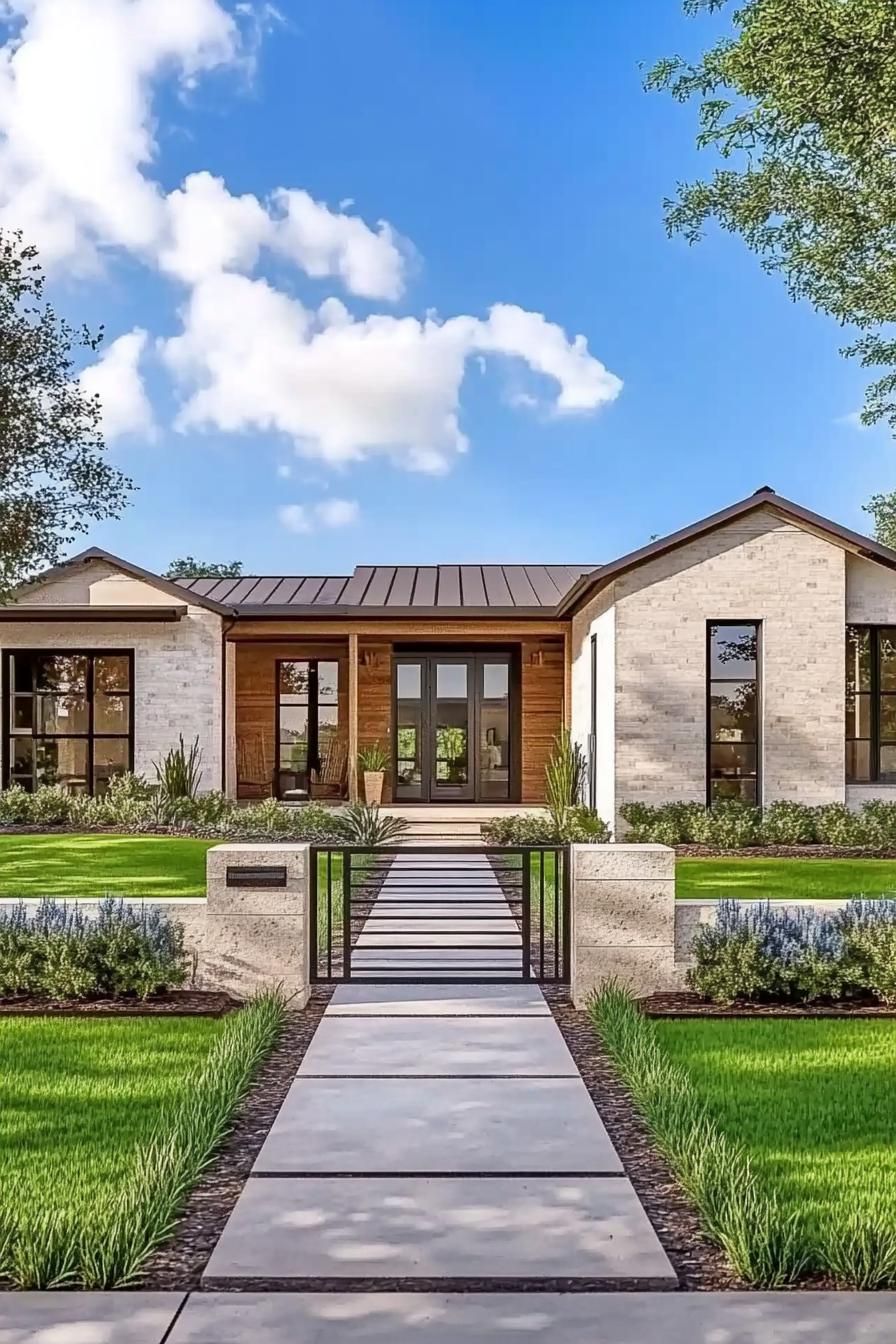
[[642, 991, 896, 1019], [543, 987, 739, 1292], [0, 991, 235, 1017], [136, 985, 333, 1291], [675, 844, 896, 859]]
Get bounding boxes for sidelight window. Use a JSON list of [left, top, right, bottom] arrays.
[[707, 623, 760, 804]]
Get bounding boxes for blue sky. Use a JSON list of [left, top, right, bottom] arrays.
[[3, 0, 885, 576]]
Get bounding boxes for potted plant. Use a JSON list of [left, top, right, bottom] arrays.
[[358, 741, 389, 806]]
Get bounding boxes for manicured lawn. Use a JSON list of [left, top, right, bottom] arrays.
[[0, 833, 215, 897], [676, 856, 896, 901], [0, 1015, 221, 1279], [654, 1017, 896, 1275]]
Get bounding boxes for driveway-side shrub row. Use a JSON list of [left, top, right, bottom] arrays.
[[621, 798, 896, 848], [691, 898, 896, 1005], [0, 898, 187, 1001], [0, 989, 286, 1288], [589, 983, 808, 1287]]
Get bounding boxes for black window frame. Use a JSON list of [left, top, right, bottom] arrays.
[[275, 657, 339, 797], [706, 620, 761, 806], [3, 648, 134, 795], [845, 625, 896, 783]]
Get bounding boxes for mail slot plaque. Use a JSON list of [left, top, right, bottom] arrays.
[[226, 865, 288, 889]]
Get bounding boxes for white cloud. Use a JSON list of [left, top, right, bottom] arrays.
[[0, 0, 623, 484], [276, 463, 292, 478], [81, 328, 154, 440], [270, 189, 405, 301], [0, 0, 237, 268], [161, 274, 622, 472], [278, 498, 359, 533]]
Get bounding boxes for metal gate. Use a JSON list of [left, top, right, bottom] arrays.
[[310, 845, 569, 984]]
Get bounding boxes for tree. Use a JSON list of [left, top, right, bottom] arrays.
[[0, 231, 133, 600], [164, 558, 243, 578], [648, 1, 896, 430], [862, 491, 896, 549]]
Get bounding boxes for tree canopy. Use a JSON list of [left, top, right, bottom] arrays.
[[648, 0, 896, 429], [164, 558, 243, 579], [0, 231, 133, 600]]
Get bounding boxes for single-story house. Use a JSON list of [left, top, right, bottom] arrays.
[[1, 486, 893, 828]]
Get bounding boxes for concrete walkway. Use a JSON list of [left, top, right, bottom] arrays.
[[201, 978, 674, 1288]]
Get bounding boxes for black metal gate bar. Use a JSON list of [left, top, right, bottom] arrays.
[[310, 845, 570, 985]]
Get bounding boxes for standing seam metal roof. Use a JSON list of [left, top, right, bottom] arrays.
[[174, 564, 595, 611]]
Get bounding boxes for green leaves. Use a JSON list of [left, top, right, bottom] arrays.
[[650, 0, 896, 430]]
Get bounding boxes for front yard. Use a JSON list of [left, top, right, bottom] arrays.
[[0, 996, 284, 1288], [0, 833, 214, 897], [654, 1016, 896, 1284], [676, 855, 896, 901]]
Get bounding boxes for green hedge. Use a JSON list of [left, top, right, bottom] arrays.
[[482, 805, 611, 846], [620, 798, 896, 848]]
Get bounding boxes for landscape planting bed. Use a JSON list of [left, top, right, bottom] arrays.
[[0, 991, 235, 1017], [642, 991, 896, 1018]]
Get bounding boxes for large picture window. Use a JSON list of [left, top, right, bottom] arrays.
[[707, 622, 760, 804], [846, 626, 896, 782], [5, 651, 133, 794]]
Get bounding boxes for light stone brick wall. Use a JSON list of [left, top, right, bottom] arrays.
[[0, 611, 223, 788], [573, 508, 847, 832], [571, 843, 678, 1003], [0, 843, 312, 1003]]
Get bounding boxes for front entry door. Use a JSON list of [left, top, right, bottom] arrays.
[[393, 653, 514, 803]]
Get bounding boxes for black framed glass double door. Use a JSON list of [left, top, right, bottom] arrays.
[[393, 652, 516, 803]]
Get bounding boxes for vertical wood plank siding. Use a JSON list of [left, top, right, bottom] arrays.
[[232, 632, 564, 804]]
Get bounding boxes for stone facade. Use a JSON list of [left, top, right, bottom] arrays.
[[571, 507, 871, 831], [3, 556, 223, 788]]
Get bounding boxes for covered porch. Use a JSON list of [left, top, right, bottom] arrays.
[[224, 625, 569, 805]]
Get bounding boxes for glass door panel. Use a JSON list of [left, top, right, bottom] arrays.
[[432, 660, 473, 799], [394, 658, 425, 800], [479, 659, 510, 801]]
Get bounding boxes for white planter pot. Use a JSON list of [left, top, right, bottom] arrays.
[[363, 770, 385, 806]]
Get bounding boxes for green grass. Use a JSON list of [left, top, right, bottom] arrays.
[[677, 856, 896, 902], [0, 995, 285, 1287], [0, 833, 215, 898], [654, 1016, 896, 1275]]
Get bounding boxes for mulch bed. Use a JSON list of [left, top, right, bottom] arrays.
[[675, 844, 896, 859], [0, 990, 236, 1017], [543, 987, 739, 1292], [137, 985, 333, 1291], [642, 991, 896, 1019]]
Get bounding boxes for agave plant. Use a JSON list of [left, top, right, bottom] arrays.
[[153, 735, 203, 799], [337, 803, 408, 847]]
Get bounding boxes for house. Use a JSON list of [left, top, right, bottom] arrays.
[[2, 486, 894, 829]]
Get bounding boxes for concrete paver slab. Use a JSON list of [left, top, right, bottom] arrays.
[[0, 1292, 184, 1344], [167, 1291, 896, 1344], [201, 1176, 674, 1283], [326, 983, 549, 1014], [298, 1016, 576, 1075], [253, 1076, 622, 1174]]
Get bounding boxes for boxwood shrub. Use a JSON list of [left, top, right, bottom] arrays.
[[620, 797, 896, 848], [689, 897, 896, 1005], [0, 897, 187, 1000]]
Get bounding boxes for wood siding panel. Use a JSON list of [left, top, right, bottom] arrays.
[[358, 641, 393, 802], [520, 639, 564, 803]]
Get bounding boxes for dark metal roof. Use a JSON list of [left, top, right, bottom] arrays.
[[174, 564, 594, 615]]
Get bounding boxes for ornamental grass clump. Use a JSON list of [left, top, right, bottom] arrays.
[[0, 990, 286, 1288], [690, 898, 896, 1005], [590, 983, 808, 1287], [0, 898, 186, 1000]]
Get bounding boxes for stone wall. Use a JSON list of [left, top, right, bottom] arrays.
[[0, 611, 224, 789], [0, 843, 312, 1004], [570, 843, 850, 1004]]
